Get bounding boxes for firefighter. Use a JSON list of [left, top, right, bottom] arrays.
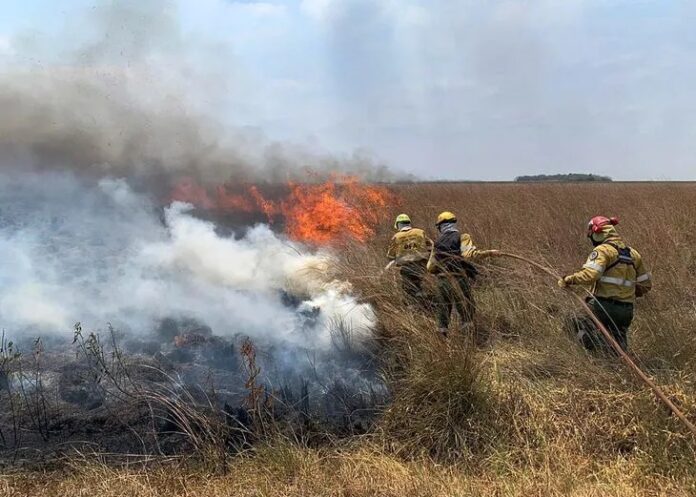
[[386, 214, 433, 303], [426, 211, 500, 337], [558, 216, 652, 352]]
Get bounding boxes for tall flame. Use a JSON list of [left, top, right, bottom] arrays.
[[282, 178, 390, 244], [169, 175, 393, 245]]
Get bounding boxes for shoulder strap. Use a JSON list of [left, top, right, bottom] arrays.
[[604, 242, 635, 271]]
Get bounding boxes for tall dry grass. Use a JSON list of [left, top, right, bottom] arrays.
[[339, 182, 696, 486], [3, 182, 696, 496]]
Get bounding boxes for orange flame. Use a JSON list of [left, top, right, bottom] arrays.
[[170, 177, 280, 217], [168, 175, 393, 245], [282, 177, 391, 245], [248, 185, 278, 223]]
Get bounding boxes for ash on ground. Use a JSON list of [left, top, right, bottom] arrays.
[[0, 309, 387, 464]]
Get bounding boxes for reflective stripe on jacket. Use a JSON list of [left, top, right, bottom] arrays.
[[565, 237, 652, 303]]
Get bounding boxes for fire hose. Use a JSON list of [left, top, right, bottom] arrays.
[[496, 251, 696, 439]]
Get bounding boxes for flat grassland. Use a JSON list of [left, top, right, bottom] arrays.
[[4, 182, 696, 497]]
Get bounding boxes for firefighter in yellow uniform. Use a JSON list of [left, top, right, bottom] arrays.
[[387, 214, 433, 303], [426, 211, 500, 337], [559, 216, 652, 352]]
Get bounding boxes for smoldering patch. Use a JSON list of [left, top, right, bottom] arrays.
[[0, 172, 386, 458]]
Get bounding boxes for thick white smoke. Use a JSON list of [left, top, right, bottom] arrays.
[[0, 171, 375, 353], [0, 2, 387, 428]]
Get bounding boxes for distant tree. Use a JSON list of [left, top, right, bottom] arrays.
[[515, 173, 612, 182]]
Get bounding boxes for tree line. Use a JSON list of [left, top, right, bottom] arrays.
[[515, 173, 612, 182]]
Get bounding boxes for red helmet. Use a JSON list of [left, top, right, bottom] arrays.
[[587, 216, 619, 235]]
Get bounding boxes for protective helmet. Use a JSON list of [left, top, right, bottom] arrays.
[[587, 216, 619, 244], [436, 211, 457, 226], [587, 215, 619, 235], [394, 213, 411, 230]]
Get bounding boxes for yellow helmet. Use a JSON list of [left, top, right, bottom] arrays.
[[436, 211, 456, 226], [394, 213, 411, 230]]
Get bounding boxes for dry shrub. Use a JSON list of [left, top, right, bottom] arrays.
[[380, 337, 498, 461]]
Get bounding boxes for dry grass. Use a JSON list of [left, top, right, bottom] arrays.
[[2, 444, 695, 496], [4, 182, 696, 496]]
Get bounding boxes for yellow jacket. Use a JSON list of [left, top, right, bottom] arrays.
[[460, 233, 497, 260], [387, 227, 432, 264], [564, 237, 652, 303]]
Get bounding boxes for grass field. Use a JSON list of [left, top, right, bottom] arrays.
[[4, 182, 696, 496]]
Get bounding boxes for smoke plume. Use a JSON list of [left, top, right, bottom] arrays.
[[0, 170, 372, 337], [0, 1, 388, 415], [0, 0, 398, 186], [0, 170, 379, 405]]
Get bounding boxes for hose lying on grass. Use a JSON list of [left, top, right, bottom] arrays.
[[497, 251, 696, 440]]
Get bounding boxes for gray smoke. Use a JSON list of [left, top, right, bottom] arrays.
[[0, 170, 374, 342], [0, 169, 383, 435], [0, 0, 398, 186], [0, 169, 379, 405], [0, 1, 387, 402], [0, 3, 390, 439]]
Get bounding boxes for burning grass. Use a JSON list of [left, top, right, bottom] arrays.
[[169, 175, 395, 245], [2, 181, 696, 496]]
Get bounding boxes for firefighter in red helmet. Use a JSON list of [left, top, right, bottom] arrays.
[[559, 216, 652, 352]]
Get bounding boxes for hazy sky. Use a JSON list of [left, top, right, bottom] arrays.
[[1, 0, 695, 180]]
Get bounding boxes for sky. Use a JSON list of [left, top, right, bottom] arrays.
[[1, 0, 695, 181]]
